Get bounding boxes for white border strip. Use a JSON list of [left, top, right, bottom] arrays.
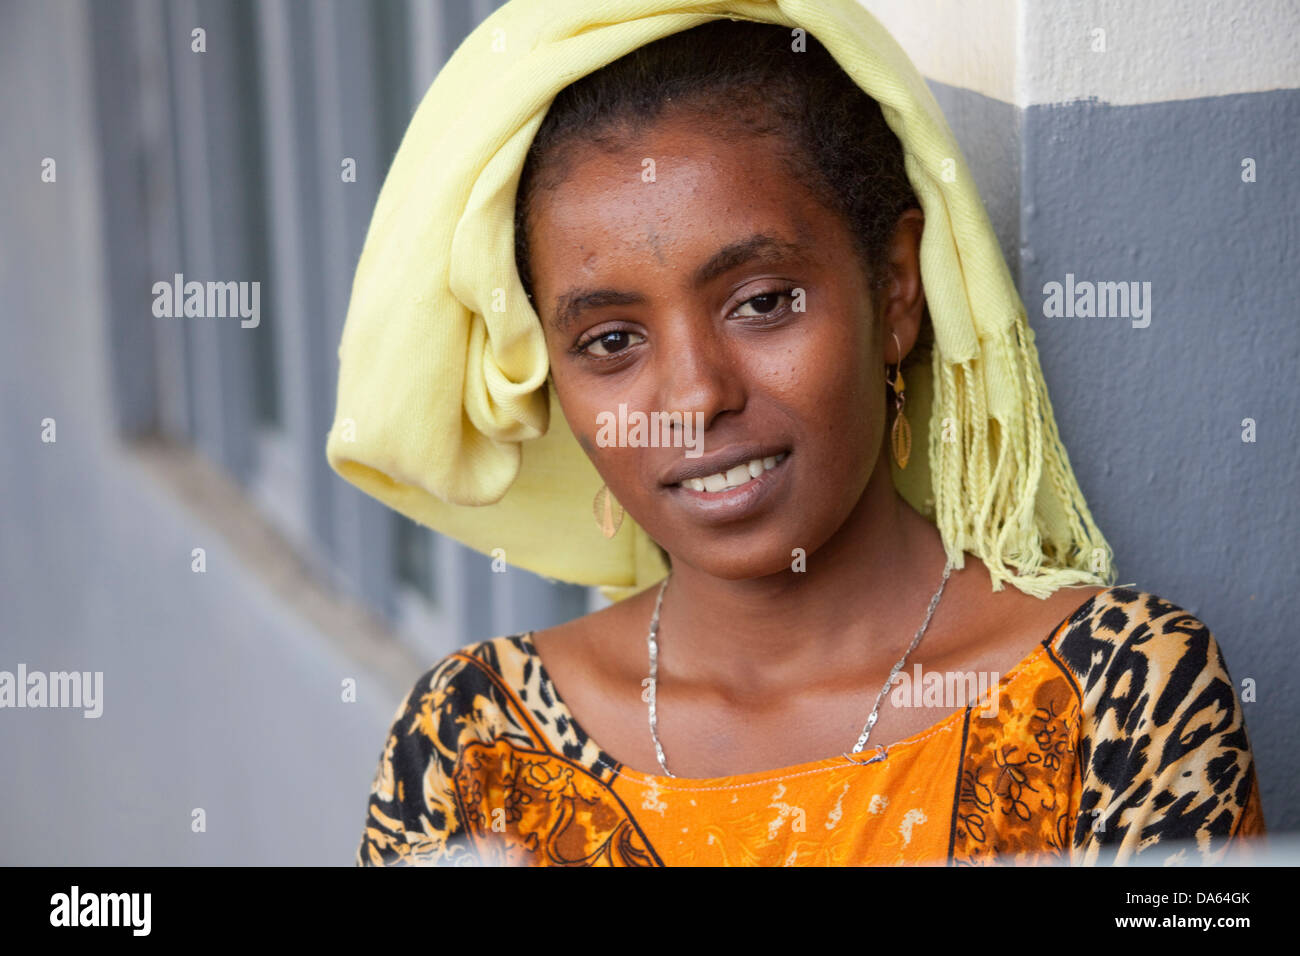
[[859, 0, 1300, 107]]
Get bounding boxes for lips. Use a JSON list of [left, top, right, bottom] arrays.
[[659, 443, 791, 487], [675, 451, 789, 492], [664, 448, 792, 523]]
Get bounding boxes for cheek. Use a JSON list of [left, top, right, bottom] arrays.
[[798, 342, 882, 500], [553, 385, 598, 456], [549, 369, 638, 482], [766, 316, 880, 436], [543, 341, 588, 435]]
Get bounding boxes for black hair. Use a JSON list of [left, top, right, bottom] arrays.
[[515, 19, 934, 573]]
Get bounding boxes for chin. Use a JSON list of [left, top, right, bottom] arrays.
[[671, 545, 798, 582]]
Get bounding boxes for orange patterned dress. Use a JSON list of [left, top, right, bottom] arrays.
[[355, 586, 1266, 866]]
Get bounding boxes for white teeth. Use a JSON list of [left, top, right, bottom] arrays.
[[702, 472, 728, 493], [725, 463, 751, 486], [679, 452, 788, 492]]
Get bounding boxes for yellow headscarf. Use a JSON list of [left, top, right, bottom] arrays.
[[326, 0, 1115, 603]]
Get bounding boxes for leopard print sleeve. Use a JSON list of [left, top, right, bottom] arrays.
[[1058, 588, 1266, 865], [355, 653, 481, 866]]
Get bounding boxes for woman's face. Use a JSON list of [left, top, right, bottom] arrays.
[[526, 110, 912, 580]]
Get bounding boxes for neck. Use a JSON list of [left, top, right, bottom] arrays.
[[652, 452, 956, 698]]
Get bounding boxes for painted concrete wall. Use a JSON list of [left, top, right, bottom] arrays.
[[2, 0, 1295, 871], [868, 0, 1300, 833], [0, 0, 427, 864]]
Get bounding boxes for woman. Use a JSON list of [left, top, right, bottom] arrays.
[[330, 2, 1265, 865]]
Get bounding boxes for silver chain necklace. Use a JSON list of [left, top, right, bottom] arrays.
[[645, 560, 955, 778]]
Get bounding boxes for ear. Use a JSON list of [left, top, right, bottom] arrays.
[[877, 208, 926, 366]]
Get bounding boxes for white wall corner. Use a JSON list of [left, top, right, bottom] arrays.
[[859, 0, 1019, 104], [861, 0, 1300, 107]]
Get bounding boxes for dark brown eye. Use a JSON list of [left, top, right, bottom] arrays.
[[734, 289, 794, 318], [597, 331, 630, 352], [579, 329, 644, 358]]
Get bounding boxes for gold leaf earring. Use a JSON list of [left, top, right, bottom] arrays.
[[593, 483, 624, 537], [888, 330, 911, 470]]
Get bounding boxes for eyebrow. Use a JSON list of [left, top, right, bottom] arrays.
[[549, 233, 808, 335]]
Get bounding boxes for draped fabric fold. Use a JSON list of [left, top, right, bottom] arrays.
[[326, 0, 1115, 602]]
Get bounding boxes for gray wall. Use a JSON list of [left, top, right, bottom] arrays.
[[1018, 89, 1300, 831], [0, 0, 591, 866], [931, 77, 1300, 834]]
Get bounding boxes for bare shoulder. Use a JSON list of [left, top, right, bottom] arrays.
[[958, 553, 1105, 620], [1028, 583, 1110, 631], [938, 558, 1109, 673], [528, 585, 649, 654], [528, 584, 658, 699]]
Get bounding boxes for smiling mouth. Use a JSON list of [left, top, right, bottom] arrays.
[[673, 451, 789, 492]]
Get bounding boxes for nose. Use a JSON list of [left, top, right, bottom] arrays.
[[655, 315, 747, 434]]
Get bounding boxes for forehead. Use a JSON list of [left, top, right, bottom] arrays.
[[524, 114, 833, 283]]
